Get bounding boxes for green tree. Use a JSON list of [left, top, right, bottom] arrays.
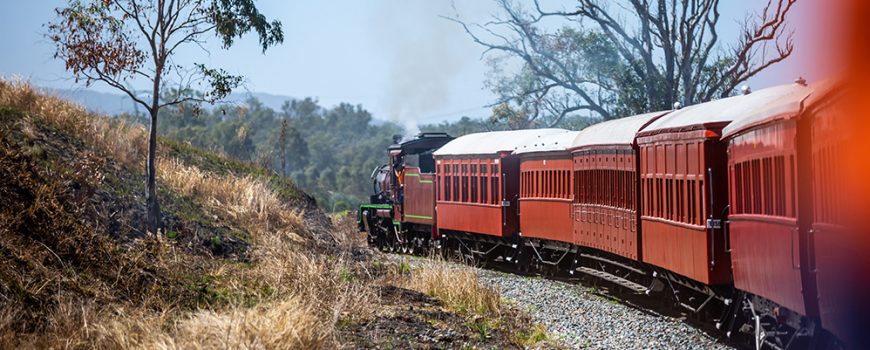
[[48, 0, 284, 235]]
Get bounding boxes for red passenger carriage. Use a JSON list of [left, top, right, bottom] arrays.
[[804, 84, 861, 344], [570, 112, 667, 261], [720, 83, 816, 322], [515, 130, 581, 245], [433, 129, 568, 257], [636, 99, 736, 286]]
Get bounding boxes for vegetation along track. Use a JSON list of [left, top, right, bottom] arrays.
[[390, 250, 749, 350]]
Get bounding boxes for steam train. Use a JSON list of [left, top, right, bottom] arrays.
[[358, 80, 859, 349]]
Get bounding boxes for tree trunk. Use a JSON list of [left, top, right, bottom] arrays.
[[146, 108, 161, 235]]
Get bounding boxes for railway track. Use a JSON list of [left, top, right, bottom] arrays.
[[387, 248, 752, 349]]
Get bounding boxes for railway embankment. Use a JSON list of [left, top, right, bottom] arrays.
[[397, 254, 740, 350]]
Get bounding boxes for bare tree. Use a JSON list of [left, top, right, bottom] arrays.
[[450, 0, 796, 126], [279, 117, 288, 177], [48, 0, 284, 235]]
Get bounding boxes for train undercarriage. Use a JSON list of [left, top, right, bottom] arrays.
[[358, 211, 832, 350]]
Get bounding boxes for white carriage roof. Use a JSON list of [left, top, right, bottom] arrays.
[[644, 82, 813, 135], [570, 111, 669, 149], [721, 81, 822, 138], [433, 128, 569, 156], [513, 130, 583, 155]]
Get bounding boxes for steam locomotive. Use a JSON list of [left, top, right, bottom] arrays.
[[358, 80, 861, 349]]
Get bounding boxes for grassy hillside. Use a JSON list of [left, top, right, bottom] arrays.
[[0, 80, 370, 348], [0, 80, 554, 349]]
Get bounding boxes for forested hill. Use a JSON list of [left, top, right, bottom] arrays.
[[123, 96, 596, 212]]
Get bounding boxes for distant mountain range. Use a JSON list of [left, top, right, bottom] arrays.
[[42, 87, 297, 116]]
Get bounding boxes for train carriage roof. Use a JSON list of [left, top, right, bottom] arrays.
[[433, 128, 569, 157], [513, 130, 582, 155], [642, 82, 813, 136], [721, 81, 824, 138], [570, 111, 669, 149]]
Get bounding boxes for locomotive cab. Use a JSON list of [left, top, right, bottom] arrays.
[[358, 132, 453, 251]]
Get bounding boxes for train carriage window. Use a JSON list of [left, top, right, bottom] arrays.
[[599, 169, 604, 206], [616, 171, 622, 208], [574, 170, 579, 203], [453, 175, 459, 202], [444, 173, 451, 201], [656, 178, 663, 218], [763, 158, 773, 215], [643, 178, 649, 215], [556, 170, 560, 198], [789, 155, 796, 217], [686, 180, 698, 224], [492, 176, 500, 205], [526, 171, 531, 198], [586, 170, 599, 204], [630, 171, 636, 210], [567, 170, 572, 200], [471, 173, 478, 203], [623, 171, 629, 210], [601, 169, 606, 205], [773, 156, 787, 217], [531, 171, 536, 197], [557, 170, 562, 198], [699, 179, 706, 223], [565, 170, 570, 199], [752, 159, 762, 214], [547, 170, 556, 198], [676, 179, 682, 222], [462, 175, 469, 202], [557, 170, 562, 199], [612, 170, 618, 207], [528, 171, 533, 197], [481, 176, 488, 204], [520, 172, 525, 198], [734, 163, 743, 214], [646, 177, 652, 215], [526, 171, 530, 198], [543, 170, 548, 198], [743, 162, 752, 214], [664, 179, 674, 220]]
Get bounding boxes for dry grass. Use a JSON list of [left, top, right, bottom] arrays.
[[0, 78, 148, 165], [92, 297, 330, 350], [404, 258, 501, 317], [0, 79, 378, 349], [158, 158, 307, 243]]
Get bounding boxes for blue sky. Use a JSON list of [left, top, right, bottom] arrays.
[[0, 1, 827, 127]]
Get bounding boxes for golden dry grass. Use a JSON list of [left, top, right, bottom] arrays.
[[0, 78, 148, 165], [158, 158, 307, 243], [0, 79, 377, 349], [404, 258, 501, 317], [91, 297, 330, 350]]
